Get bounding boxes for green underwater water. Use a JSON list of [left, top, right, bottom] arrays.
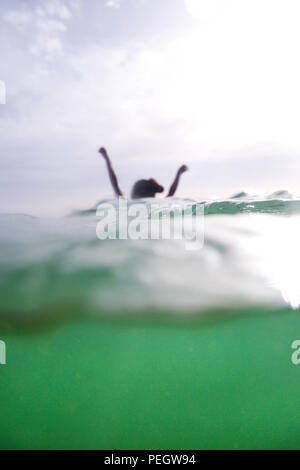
[[1, 193, 300, 449], [1, 309, 300, 450]]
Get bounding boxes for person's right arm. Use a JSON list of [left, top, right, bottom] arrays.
[[99, 147, 123, 197]]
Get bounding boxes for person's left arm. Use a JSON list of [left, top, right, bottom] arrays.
[[167, 165, 188, 197]]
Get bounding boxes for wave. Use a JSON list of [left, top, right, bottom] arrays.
[[72, 190, 300, 217], [1, 191, 300, 329]]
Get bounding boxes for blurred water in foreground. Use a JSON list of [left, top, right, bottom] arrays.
[[1, 191, 300, 329]]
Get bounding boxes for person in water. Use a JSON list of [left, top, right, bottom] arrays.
[[99, 147, 188, 198]]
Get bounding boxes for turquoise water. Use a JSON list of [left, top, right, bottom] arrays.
[[1, 192, 300, 449]]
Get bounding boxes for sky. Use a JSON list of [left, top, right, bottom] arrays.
[[1, 0, 300, 215]]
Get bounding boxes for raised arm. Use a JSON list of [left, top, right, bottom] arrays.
[[167, 165, 188, 197], [99, 147, 123, 197]]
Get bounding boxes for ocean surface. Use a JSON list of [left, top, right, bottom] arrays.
[[1, 191, 300, 449], [1, 191, 300, 327]]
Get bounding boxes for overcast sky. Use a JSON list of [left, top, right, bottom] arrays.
[[1, 0, 300, 215]]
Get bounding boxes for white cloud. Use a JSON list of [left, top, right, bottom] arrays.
[[106, 0, 122, 9], [36, 0, 72, 21], [29, 18, 67, 58], [3, 10, 32, 28], [3, 0, 77, 60]]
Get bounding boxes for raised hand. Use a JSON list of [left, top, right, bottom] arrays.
[[167, 164, 188, 197], [178, 164, 188, 174], [98, 147, 123, 197], [99, 147, 108, 159]]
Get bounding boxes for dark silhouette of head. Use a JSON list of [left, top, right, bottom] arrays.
[[131, 178, 164, 199]]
